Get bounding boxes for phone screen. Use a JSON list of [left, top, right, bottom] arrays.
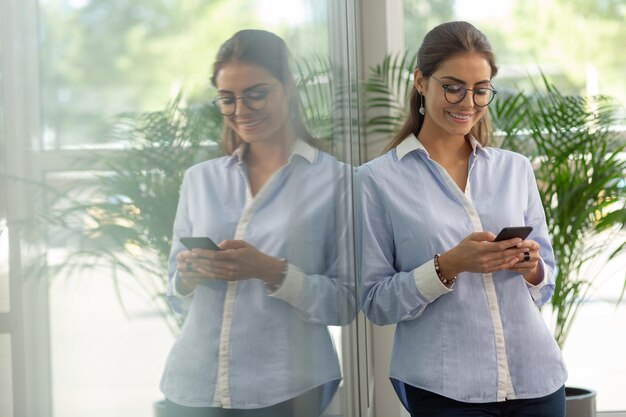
[[494, 226, 533, 242], [179, 237, 221, 251]]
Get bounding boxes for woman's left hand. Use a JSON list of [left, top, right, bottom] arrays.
[[508, 239, 543, 285], [188, 240, 285, 286]]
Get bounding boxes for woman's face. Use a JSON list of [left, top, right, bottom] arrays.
[[214, 61, 292, 146], [415, 52, 493, 139]]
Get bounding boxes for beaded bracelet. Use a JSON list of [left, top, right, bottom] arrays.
[[264, 258, 288, 292], [434, 254, 457, 287]]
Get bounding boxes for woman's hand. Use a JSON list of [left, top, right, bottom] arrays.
[[437, 232, 528, 279], [508, 239, 543, 285], [186, 240, 285, 286], [175, 250, 206, 294]]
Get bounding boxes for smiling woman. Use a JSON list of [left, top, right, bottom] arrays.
[[214, 66, 293, 151], [159, 29, 356, 417], [358, 21, 567, 417], [209, 30, 319, 155]]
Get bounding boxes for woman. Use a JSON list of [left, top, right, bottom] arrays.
[[358, 21, 567, 416], [160, 29, 355, 417]]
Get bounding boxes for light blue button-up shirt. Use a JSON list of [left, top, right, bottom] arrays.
[[358, 134, 567, 405], [160, 140, 356, 409]]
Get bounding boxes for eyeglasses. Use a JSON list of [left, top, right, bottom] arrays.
[[212, 83, 280, 116], [430, 76, 497, 107]]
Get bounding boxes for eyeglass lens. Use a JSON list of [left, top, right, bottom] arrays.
[[214, 85, 277, 116], [444, 85, 495, 106]]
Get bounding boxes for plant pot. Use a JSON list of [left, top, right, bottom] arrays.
[[566, 387, 596, 417]]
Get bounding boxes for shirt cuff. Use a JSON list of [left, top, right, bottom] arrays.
[[268, 263, 305, 305], [413, 259, 453, 302], [171, 271, 196, 299]]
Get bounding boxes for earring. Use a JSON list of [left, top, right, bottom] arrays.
[[418, 93, 425, 116]]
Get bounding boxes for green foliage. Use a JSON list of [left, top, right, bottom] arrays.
[[365, 52, 626, 348], [294, 54, 334, 143], [364, 51, 417, 139], [81, 95, 221, 257], [492, 79, 626, 347]]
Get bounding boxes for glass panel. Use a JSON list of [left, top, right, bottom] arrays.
[[43, 1, 359, 416], [0, 334, 14, 417]]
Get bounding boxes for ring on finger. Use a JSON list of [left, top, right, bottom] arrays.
[[523, 252, 531, 262], [185, 262, 193, 272]]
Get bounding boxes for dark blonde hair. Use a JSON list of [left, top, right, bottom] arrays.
[[211, 29, 317, 155], [384, 21, 498, 153]]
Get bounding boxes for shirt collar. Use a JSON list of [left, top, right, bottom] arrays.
[[226, 139, 318, 166], [395, 133, 490, 161], [290, 138, 318, 163], [395, 133, 422, 160]]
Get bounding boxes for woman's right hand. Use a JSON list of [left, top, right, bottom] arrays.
[[175, 250, 205, 294], [437, 232, 527, 279]]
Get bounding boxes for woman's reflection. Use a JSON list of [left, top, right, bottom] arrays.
[[160, 29, 355, 417]]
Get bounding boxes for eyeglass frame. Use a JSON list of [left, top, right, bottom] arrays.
[[212, 82, 281, 116], [429, 75, 497, 107]]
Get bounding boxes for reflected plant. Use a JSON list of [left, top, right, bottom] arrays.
[[295, 54, 334, 143], [295, 54, 359, 159], [19, 94, 223, 333]]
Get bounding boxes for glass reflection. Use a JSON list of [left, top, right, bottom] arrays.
[[160, 29, 355, 417]]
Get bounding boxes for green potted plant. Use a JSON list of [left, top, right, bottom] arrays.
[[365, 51, 626, 416], [490, 79, 626, 346], [491, 81, 626, 417]]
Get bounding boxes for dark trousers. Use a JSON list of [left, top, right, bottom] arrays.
[[164, 386, 323, 417], [405, 385, 565, 417]]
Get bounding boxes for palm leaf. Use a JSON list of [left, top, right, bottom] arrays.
[[364, 51, 417, 137]]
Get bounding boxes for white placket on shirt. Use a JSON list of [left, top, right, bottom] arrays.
[[212, 161, 287, 408], [431, 154, 516, 402]]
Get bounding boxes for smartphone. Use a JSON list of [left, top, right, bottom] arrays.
[[494, 226, 533, 242], [179, 236, 222, 251]]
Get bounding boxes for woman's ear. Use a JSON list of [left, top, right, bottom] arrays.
[[413, 68, 425, 95]]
